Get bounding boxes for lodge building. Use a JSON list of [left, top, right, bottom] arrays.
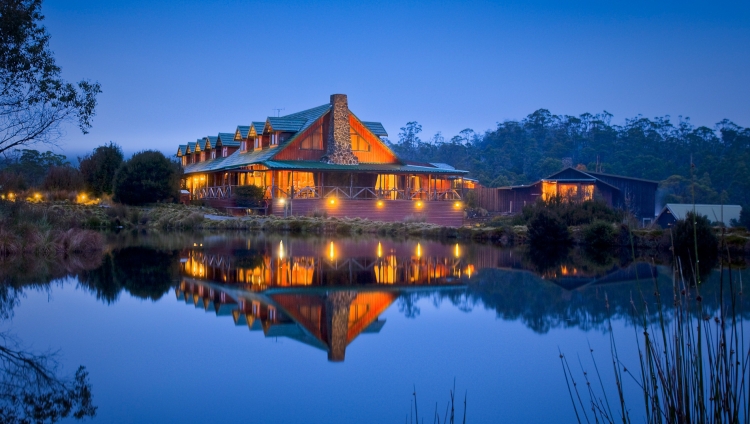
[[177, 94, 468, 226]]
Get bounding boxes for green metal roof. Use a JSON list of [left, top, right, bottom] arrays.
[[250, 121, 266, 135], [201, 137, 213, 150], [236, 125, 250, 139], [217, 133, 240, 147], [267, 117, 306, 132], [177, 145, 187, 156], [187, 142, 197, 153], [361, 121, 388, 137], [262, 160, 468, 174]]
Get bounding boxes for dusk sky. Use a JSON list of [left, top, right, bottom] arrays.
[[42, 0, 749, 158]]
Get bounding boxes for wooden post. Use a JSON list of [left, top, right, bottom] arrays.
[[349, 173, 353, 199]]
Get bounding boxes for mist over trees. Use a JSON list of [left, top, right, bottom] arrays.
[[388, 110, 750, 206]]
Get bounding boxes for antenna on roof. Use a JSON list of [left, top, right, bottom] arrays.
[[272, 108, 285, 117]]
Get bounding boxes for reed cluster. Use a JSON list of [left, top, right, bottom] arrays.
[[560, 239, 748, 423]]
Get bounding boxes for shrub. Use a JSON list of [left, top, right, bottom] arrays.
[[42, 166, 84, 191], [309, 208, 328, 218], [78, 142, 124, 196], [527, 208, 570, 247], [582, 220, 617, 247], [403, 214, 427, 223], [233, 185, 264, 207], [671, 211, 718, 277], [519, 197, 624, 226], [112, 150, 182, 205]]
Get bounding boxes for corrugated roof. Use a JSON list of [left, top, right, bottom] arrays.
[[236, 125, 250, 139], [250, 121, 266, 136], [205, 136, 217, 149], [660, 204, 742, 226], [267, 117, 307, 132], [262, 160, 467, 174], [217, 133, 240, 147], [429, 163, 455, 170], [182, 155, 232, 174], [280, 104, 330, 121], [361, 121, 388, 137]]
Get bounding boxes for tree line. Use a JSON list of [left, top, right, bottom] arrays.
[[0, 143, 182, 205], [388, 110, 750, 207]]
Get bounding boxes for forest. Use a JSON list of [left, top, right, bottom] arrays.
[[388, 110, 750, 207]]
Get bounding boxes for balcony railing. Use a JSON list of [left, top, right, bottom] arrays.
[[194, 185, 462, 201]]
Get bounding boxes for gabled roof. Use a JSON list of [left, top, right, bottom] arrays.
[[204, 136, 217, 150], [267, 117, 307, 132], [181, 102, 404, 175], [201, 137, 213, 150], [361, 121, 388, 137], [585, 170, 659, 185], [657, 204, 741, 226], [249, 121, 266, 136], [262, 160, 468, 174], [177, 145, 187, 156], [187, 142, 197, 154], [217, 133, 240, 147], [236, 125, 250, 140]]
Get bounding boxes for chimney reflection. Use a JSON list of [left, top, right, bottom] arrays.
[[177, 238, 472, 361]]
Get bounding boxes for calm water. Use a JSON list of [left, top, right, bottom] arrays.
[[1, 233, 747, 423]]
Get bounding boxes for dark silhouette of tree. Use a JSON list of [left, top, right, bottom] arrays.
[[112, 150, 182, 205], [0, 0, 101, 154], [78, 142, 123, 196], [0, 333, 96, 424]]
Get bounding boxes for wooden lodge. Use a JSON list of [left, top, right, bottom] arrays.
[[176, 94, 469, 226], [475, 167, 659, 222]]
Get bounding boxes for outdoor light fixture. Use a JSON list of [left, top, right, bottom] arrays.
[[416, 243, 422, 258], [279, 198, 285, 205], [416, 201, 423, 207], [455, 243, 460, 258], [377, 200, 383, 207], [279, 240, 285, 259], [329, 242, 335, 260], [454, 202, 461, 208], [329, 198, 336, 205]]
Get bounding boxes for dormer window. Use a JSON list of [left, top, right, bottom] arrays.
[[211, 150, 216, 159], [271, 133, 278, 146], [254, 137, 261, 150], [222, 147, 228, 157], [240, 141, 246, 152]]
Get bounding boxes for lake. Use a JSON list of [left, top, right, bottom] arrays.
[[1, 232, 747, 423]]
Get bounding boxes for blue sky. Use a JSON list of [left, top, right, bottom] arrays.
[[42, 0, 750, 158]]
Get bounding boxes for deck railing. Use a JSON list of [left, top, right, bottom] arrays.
[[195, 184, 462, 201]]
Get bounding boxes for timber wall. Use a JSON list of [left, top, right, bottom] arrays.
[[271, 199, 464, 227]]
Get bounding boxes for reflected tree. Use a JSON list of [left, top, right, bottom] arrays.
[[0, 333, 96, 423]]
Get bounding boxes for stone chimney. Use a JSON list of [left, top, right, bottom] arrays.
[[321, 94, 359, 165]]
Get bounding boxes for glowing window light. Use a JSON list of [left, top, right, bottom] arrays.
[[377, 242, 382, 258], [454, 243, 460, 258], [329, 242, 335, 260], [416, 243, 422, 258], [279, 240, 285, 259]]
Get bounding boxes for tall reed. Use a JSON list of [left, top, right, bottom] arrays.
[[560, 235, 748, 423]]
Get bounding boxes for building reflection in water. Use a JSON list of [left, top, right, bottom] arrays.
[[175, 238, 471, 361], [175, 237, 656, 361]]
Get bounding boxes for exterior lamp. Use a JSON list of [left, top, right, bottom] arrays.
[[329, 198, 336, 205], [416, 201, 423, 208], [377, 242, 383, 258], [454, 202, 461, 208], [329, 242, 335, 260], [377, 200, 383, 207], [279, 240, 285, 259], [454, 243, 460, 258], [279, 198, 285, 205]]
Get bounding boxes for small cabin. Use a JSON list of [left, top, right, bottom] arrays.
[[654, 204, 742, 228]]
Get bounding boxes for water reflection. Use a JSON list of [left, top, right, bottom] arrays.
[[176, 238, 469, 361]]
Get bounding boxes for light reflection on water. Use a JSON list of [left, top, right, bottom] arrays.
[[1, 233, 747, 423]]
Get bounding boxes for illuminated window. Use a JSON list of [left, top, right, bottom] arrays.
[[350, 129, 371, 151], [300, 125, 323, 150]]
